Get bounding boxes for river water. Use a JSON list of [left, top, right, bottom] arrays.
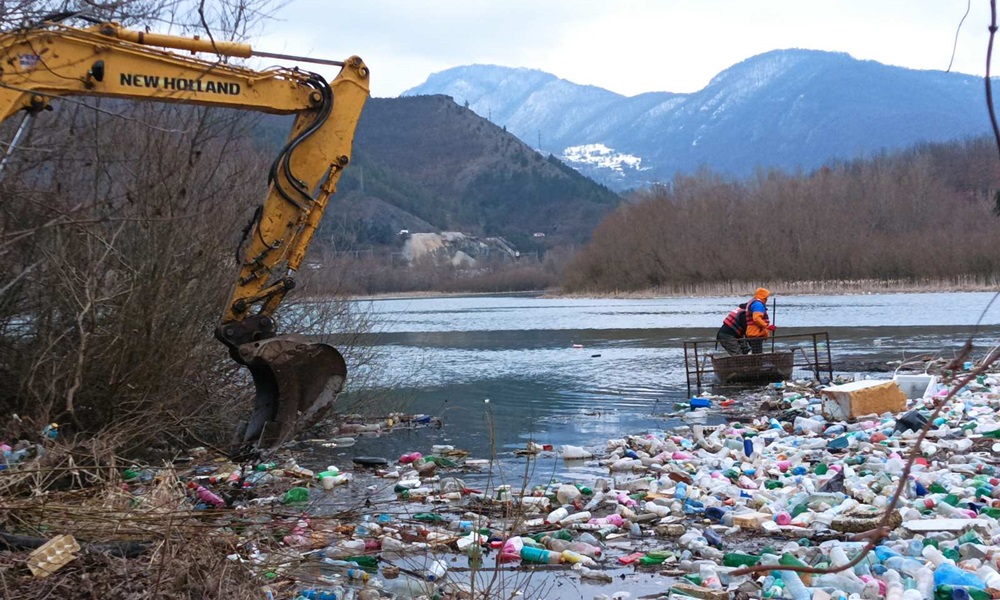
[[325, 292, 1000, 475], [307, 292, 1000, 598]]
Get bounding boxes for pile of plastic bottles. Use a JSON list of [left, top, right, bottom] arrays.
[[277, 369, 1000, 599]]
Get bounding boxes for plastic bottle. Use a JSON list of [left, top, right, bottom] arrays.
[[588, 514, 623, 527], [561, 445, 594, 459], [675, 481, 688, 500], [560, 550, 597, 567], [325, 539, 366, 558], [321, 473, 352, 490], [283, 487, 309, 504], [781, 570, 811, 600], [976, 565, 1000, 589], [413, 512, 445, 523], [885, 569, 904, 600], [557, 484, 582, 505], [568, 541, 602, 558], [423, 559, 448, 582], [813, 572, 866, 594], [189, 483, 226, 507], [922, 545, 953, 567], [885, 556, 926, 577], [520, 546, 560, 564], [779, 553, 812, 585], [499, 537, 523, 563], [576, 565, 613, 582], [559, 510, 592, 524], [700, 563, 722, 589], [933, 563, 987, 589], [545, 506, 569, 524], [723, 552, 760, 568]]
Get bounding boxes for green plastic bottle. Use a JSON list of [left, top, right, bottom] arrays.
[[723, 552, 761, 568], [413, 513, 445, 523], [283, 487, 309, 504], [957, 530, 983, 545], [980, 507, 1000, 519], [814, 463, 829, 475], [345, 555, 378, 571], [929, 482, 948, 494], [638, 551, 672, 566], [934, 586, 990, 600], [765, 480, 783, 490]]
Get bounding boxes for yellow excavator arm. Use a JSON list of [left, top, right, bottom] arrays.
[[0, 16, 370, 448]]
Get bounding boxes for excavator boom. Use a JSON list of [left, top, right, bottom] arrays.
[[0, 16, 369, 449]]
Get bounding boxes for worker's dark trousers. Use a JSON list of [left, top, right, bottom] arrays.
[[749, 338, 765, 354], [717, 332, 749, 355]]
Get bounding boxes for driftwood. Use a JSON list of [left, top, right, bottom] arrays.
[[0, 531, 150, 558]]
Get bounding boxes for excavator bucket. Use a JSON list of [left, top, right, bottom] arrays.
[[235, 334, 347, 449]]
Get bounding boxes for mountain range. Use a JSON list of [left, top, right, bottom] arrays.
[[403, 49, 993, 190], [317, 96, 620, 250]]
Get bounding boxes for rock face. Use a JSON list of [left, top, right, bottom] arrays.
[[401, 232, 519, 267]]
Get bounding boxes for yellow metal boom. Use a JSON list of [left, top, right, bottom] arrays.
[[0, 17, 370, 448]]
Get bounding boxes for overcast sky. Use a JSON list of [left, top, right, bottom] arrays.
[[255, 0, 992, 98]]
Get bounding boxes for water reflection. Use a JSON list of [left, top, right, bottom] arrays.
[[332, 293, 1000, 471]]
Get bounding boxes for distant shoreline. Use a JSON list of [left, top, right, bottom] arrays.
[[340, 278, 998, 301]]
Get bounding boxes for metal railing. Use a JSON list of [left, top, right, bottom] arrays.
[[683, 331, 833, 396]]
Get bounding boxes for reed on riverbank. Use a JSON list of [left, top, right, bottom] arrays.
[[553, 275, 1000, 299]]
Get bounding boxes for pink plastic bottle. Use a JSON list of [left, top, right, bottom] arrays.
[[399, 452, 422, 464], [499, 536, 523, 563], [589, 514, 624, 527], [188, 483, 225, 507]]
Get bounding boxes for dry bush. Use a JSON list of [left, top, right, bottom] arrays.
[[0, 1, 356, 454], [561, 140, 1000, 293]]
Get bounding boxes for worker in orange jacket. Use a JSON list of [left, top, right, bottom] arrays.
[[745, 287, 776, 354]]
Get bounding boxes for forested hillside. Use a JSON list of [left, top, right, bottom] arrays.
[[313, 95, 620, 252], [561, 138, 1000, 292]]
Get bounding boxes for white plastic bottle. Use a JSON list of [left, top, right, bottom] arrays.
[[921, 544, 953, 567], [545, 506, 569, 524], [423, 558, 448, 582], [913, 566, 935, 600], [884, 569, 904, 600], [781, 570, 811, 600]]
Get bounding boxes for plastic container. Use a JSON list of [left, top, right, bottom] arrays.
[[189, 484, 225, 507], [556, 484, 582, 505], [520, 546, 560, 564], [934, 563, 987, 589], [781, 570, 811, 600], [561, 445, 594, 459], [423, 559, 448, 581]]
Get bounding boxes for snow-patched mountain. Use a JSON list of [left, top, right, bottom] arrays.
[[403, 51, 990, 190]]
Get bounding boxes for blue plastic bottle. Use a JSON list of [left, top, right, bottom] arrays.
[[874, 545, 902, 561], [934, 563, 987, 589], [675, 481, 688, 500]]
